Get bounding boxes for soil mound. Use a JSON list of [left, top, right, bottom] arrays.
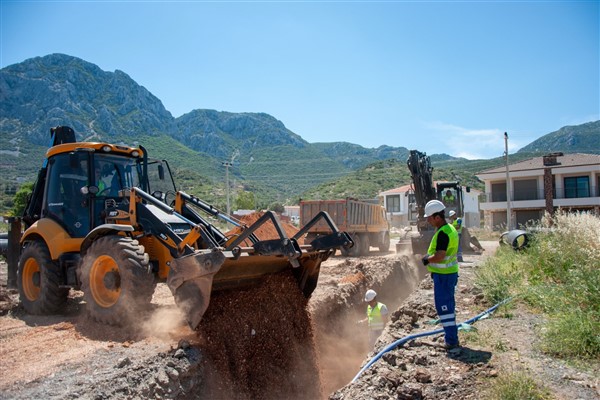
[[226, 212, 304, 246]]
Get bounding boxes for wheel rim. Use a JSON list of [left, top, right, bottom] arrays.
[[22, 257, 41, 301], [90, 255, 121, 308]]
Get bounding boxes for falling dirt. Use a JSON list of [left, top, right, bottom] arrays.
[[196, 271, 321, 400]]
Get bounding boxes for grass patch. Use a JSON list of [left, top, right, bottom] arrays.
[[484, 371, 553, 400], [475, 211, 600, 361]]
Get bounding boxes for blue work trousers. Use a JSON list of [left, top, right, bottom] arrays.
[[432, 272, 459, 346]]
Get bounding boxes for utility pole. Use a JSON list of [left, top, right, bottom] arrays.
[[223, 161, 232, 215], [504, 132, 512, 230], [222, 149, 239, 216]]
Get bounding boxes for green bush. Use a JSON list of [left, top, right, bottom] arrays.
[[475, 246, 527, 304], [475, 211, 600, 360]]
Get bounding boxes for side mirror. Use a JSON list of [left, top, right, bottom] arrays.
[[158, 164, 165, 180]]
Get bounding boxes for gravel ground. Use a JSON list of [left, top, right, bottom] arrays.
[[1, 239, 598, 399]]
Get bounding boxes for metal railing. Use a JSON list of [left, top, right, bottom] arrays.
[[483, 185, 599, 202]]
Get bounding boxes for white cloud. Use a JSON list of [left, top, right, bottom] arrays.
[[420, 121, 530, 160]]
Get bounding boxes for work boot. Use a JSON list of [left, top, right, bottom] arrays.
[[444, 342, 461, 355]]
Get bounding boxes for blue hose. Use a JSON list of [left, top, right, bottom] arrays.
[[351, 297, 512, 383]]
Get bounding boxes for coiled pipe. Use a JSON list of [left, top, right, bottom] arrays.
[[351, 297, 512, 383]]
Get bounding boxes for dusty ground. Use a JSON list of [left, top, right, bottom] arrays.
[[1, 239, 598, 399]]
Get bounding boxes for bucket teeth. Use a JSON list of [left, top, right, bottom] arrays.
[[167, 250, 226, 330]]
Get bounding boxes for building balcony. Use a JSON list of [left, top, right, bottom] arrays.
[[480, 186, 600, 211]]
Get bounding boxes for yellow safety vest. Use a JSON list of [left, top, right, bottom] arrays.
[[367, 303, 385, 331], [427, 224, 459, 274], [452, 218, 463, 234]]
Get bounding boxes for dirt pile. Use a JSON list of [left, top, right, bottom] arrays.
[[225, 212, 304, 246]]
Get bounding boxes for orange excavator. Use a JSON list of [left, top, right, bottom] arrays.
[[18, 126, 353, 329]]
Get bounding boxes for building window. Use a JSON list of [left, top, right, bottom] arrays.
[[387, 195, 401, 213], [513, 179, 539, 201], [564, 176, 590, 198], [491, 182, 507, 202]]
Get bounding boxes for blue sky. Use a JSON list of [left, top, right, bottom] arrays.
[[1, 1, 598, 159]]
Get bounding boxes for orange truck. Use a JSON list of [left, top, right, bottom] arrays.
[[299, 198, 390, 256]]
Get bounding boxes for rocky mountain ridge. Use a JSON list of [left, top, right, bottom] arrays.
[[0, 53, 598, 211]]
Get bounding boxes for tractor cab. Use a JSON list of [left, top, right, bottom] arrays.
[[36, 142, 176, 238]]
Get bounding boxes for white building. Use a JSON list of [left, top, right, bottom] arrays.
[[476, 153, 600, 230]]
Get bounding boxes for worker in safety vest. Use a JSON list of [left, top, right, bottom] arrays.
[[363, 289, 388, 349], [442, 190, 455, 205], [448, 210, 464, 262], [421, 200, 461, 352]]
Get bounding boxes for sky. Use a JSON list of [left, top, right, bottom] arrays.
[[1, 1, 598, 160]]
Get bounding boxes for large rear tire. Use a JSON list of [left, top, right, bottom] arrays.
[[359, 233, 370, 256], [378, 232, 391, 252], [348, 233, 361, 257], [79, 235, 154, 326], [18, 241, 69, 314]]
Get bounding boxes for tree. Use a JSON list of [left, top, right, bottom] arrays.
[[234, 191, 256, 211], [268, 202, 285, 214], [12, 182, 34, 216]]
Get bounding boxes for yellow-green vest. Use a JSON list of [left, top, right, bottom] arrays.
[[367, 303, 385, 331], [452, 218, 463, 234], [427, 223, 459, 274]]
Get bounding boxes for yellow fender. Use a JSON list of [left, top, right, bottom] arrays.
[[21, 218, 83, 260]]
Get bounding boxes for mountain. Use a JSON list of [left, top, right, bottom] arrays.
[[0, 53, 597, 214], [517, 121, 600, 155], [0, 53, 414, 212]]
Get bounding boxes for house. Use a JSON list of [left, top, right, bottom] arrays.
[[379, 183, 481, 228], [476, 153, 600, 230]]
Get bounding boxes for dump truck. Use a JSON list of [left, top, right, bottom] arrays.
[[299, 198, 390, 256], [17, 126, 353, 329], [400, 149, 483, 254]]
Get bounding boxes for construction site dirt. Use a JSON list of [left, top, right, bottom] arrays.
[[1, 239, 598, 399]]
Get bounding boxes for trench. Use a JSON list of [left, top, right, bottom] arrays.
[[310, 251, 428, 396]]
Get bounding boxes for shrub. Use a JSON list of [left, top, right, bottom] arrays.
[[475, 211, 600, 360]]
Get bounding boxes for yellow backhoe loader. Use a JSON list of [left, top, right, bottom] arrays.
[[18, 126, 353, 329]]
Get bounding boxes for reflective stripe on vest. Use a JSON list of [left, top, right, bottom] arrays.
[[367, 302, 385, 330], [427, 224, 459, 274]]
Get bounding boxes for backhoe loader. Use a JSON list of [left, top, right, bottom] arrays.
[[400, 149, 484, 255], [18, 126, 353, 329]]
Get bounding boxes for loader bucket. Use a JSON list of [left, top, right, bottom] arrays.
[[167, 250, 226, 330], [168, 248, 330, 330], [168, 210, 352, 330]]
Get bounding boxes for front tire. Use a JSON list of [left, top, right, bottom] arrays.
[[79, 235, 154, 326], [18, 240, 69, 314]]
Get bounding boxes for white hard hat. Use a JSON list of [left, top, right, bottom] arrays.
[[365, 289, 377, 302], [449, 210, 456, 217], [424, 200, 445, 217]]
